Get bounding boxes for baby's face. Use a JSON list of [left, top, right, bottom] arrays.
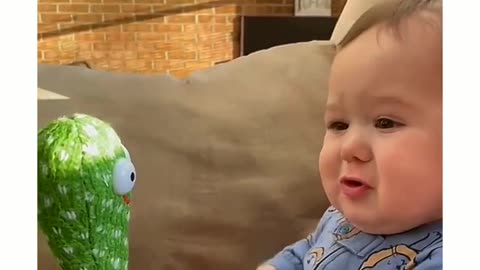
[[319, 13, 442, 234]]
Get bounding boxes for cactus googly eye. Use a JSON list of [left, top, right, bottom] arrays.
[[113, 157, 136, 196]]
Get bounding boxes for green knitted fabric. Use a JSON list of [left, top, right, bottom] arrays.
[[38, 113, 136, 270]]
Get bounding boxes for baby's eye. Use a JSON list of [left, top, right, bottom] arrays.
[[374, 118, 401, 129], [327, 121, 349, 131]]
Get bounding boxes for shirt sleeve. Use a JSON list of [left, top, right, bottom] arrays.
[[260, 206, 337, 270]]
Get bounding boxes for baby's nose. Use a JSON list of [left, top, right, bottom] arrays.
[[340, 131, 373, 163]]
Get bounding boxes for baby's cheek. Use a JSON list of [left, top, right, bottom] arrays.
[[318, 143, 339, 182], [377, 141, 441, 198], [318, 144, 341, 208], [379, 150, 442, 223]]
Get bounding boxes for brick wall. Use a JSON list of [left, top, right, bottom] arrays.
[[38, 0, 347, 78]]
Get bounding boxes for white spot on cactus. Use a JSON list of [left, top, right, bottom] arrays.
[[116, 205, 124, 213], [58, 117, 68, 122], [74, 113, 87, 119], [99, 250, 106, 257], [107, 129, 117, 140], [103, 199, 113, 209], [85, 192, 94, 202], [92, 248, 99, 257], [96, 225, 104, 233], [58, 149, 69, 161], [107, 129, 121, 146], [63, 246, 74, 254], [107, 146, 116, 158], [80, 232, 89, 240], [65, 211, 77, 220], [102, 174, 110, 187], [47, 136, 55, 145], [83, 144, 99, 156], [112, 258, 120, 269], [86, 116, 98, 123], [113, 230, 122, 238], [124, 237, 128, 246], [52, 227, 62, 235], [43, 197, 52, 208], [126, 211, 130, 221], [71, 125, 79, 134], [40, 163, 49, 176], [58, 185, 68, 195], [83, 124, 98, 138]]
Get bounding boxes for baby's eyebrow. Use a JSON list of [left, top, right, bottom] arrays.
[[368, 95, 415, 108], [324, 95, 415, 112]]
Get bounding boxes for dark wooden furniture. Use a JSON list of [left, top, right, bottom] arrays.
[[240, 16, 338, 56]]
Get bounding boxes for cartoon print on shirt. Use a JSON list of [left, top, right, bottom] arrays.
[[333, 221, 361, 241], [305, 247, 325, 269], [305, 211, 361, 269], [359, 231, 442, 270]]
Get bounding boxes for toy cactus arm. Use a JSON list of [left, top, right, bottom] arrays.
[[38, 113, 136, 270]]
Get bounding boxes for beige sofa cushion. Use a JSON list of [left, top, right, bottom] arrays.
[[38, 41, 335, 270], [331, 0, 401, 45]]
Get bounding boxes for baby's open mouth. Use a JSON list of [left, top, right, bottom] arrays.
[[342, 179, 364, 187], [340, 177, 371, 199]]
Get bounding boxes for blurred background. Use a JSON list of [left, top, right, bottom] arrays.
[[38, 0, 347, 78]]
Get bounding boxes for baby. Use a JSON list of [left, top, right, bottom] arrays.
[[257, 0, 442, 269]]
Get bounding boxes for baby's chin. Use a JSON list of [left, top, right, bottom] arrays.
[[340, 208, 440, 235], [350, 220, 415, 235]]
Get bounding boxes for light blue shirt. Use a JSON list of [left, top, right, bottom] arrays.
[[264, 207, 442, 270]]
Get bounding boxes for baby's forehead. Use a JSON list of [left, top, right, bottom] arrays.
[[341, 10, 441, 56], [337, 0, 442, 50], [333, 10, 441, 74], [329, 1, 442, 103], [328, 25, 441, 105]]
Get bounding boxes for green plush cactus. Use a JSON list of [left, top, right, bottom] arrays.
[[37, 113, 137, 270]]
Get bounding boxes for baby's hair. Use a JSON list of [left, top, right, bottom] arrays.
[[337, 0, 442, 49]]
